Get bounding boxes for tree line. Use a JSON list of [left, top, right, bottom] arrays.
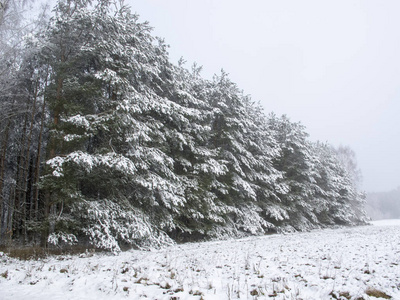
[[0, 0, 368, 252]]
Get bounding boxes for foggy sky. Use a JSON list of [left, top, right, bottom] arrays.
[[129, 0, 399, 193]]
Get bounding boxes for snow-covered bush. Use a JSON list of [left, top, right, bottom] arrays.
[[75, 200, 174, 253], [48, 232, 78, 247]]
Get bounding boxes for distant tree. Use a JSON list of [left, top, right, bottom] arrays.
[[366, 187, 400, 220], [335, 145, 362, 187]]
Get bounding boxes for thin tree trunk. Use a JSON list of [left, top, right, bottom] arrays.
[[7, 185, 15, 244], [0, 119, 11, 245], [21, 79, 40, 242], [42, 70, 64, 247], [33, 85, 47, 222], [13, 97, 30, 241], [35, 67, 50, 247]]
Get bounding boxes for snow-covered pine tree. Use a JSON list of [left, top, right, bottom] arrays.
[[38, 0, 180, 251], [266, 114, 314, 231], [188, 71, 283, 237]]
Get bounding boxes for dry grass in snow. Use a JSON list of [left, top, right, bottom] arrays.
[[1, 220, 399, 299]]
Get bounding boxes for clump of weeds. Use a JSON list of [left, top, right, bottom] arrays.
[[365, 287, 392, 299]]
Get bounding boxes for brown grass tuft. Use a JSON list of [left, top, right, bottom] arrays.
[[365, 287, 392, 299], [0, 245, 97, 260]]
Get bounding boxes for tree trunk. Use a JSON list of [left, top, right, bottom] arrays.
[[0, 119, 11, 245], [20, 79, 41, 243], [13, 98, 30, 241], [33, 86, 47, 223], [42, 73, 64, 247], [7, 185, 15, 244]]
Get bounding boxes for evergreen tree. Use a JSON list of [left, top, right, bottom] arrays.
[[38, 0, 178, 251]]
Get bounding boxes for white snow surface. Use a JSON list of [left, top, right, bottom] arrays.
[[1, 220, 399, 299]]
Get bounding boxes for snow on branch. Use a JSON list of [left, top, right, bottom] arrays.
[[46, 151, 137, 177]]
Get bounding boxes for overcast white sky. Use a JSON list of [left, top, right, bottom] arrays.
[[128, 0, 400, 193]]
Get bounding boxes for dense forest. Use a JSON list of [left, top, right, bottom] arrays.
[[0, 0, 368, 252]]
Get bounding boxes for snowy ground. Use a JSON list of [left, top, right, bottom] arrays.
[[1, 220, 399, 300]]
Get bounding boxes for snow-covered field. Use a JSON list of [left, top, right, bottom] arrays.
[[1, 220, 399, 300]]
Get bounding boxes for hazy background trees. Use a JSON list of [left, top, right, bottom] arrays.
[[366, 187, 400, 220]]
